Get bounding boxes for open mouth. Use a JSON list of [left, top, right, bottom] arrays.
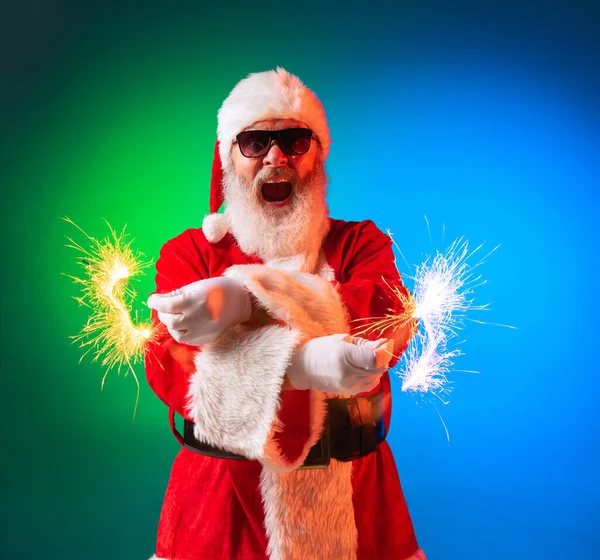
[[260, 181, 293, 204]]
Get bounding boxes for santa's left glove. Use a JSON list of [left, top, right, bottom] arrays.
[[147, 276, 252, 346]]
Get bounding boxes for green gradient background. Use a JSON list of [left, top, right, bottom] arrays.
[[3, 2, 600, 559]]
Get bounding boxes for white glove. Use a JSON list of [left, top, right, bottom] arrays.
[[286, 334, 394, 394], [147, 276, 252, 346]]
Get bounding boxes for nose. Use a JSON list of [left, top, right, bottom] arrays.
[[262, 141, 288, 167]]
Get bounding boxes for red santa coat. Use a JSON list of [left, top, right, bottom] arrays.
[[145, 218, 425, 560]]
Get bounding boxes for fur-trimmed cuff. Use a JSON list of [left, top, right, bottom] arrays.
[[186, 324, 300, 460], [224, 264, 349, 338]]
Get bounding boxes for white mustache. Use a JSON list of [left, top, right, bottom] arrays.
[[253, 167, 297, 188]]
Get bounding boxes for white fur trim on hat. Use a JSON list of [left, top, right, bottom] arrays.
[[202, 212, 230, 243], [217, 67, 331, 169]]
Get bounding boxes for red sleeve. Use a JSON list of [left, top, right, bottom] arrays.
[[333, 220, 416, 436], [144, 231, 210, 420], [335, 220, 416, 368]]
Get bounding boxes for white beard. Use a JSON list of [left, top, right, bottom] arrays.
[[222, 157, 330, 271]]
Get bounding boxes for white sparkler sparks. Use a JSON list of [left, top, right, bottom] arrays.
[[390, 231, 507, 400]]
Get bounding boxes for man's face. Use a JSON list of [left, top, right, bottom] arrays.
[[230, 118, 320, 210], [222, 118, 330, 262]]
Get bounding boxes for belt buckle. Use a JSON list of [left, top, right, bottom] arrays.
[[298, 417, 331, 469]]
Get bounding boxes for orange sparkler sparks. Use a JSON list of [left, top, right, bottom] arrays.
[[62, 217, 156, 418]]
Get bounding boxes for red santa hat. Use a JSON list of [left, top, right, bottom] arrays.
[[203, 67, 331, 244]]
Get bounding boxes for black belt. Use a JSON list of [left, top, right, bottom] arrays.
[[180, 392, 386, 469]]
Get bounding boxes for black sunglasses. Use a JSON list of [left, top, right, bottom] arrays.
[[235, 128, 314, 158]]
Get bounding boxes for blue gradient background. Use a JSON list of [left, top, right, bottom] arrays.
[[2, 1, 599, 559]]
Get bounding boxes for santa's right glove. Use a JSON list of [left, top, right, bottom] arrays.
[[286, 334, 394, 395], [147, 276, 252, 346]]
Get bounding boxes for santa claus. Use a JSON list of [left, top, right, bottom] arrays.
[[145, 67, 426, 560]]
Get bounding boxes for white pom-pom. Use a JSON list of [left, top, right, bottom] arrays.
[[202, 213, 230, 244]]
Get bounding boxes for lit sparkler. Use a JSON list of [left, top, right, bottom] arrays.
[[355, 232, 511, 400], [399, 236, 491, 397], [62, 217, 156, 417]]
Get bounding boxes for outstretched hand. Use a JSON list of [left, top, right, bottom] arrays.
[[147, 276, 252, 346]]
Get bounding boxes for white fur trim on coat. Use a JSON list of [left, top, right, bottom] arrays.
[[187, 323, 300, 459], [217, 68, 331, 169], [261, 460, 356, 560], [202, 212, 230, 244], [225, 263, 357, 560], [186, 261, 359, 559]]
